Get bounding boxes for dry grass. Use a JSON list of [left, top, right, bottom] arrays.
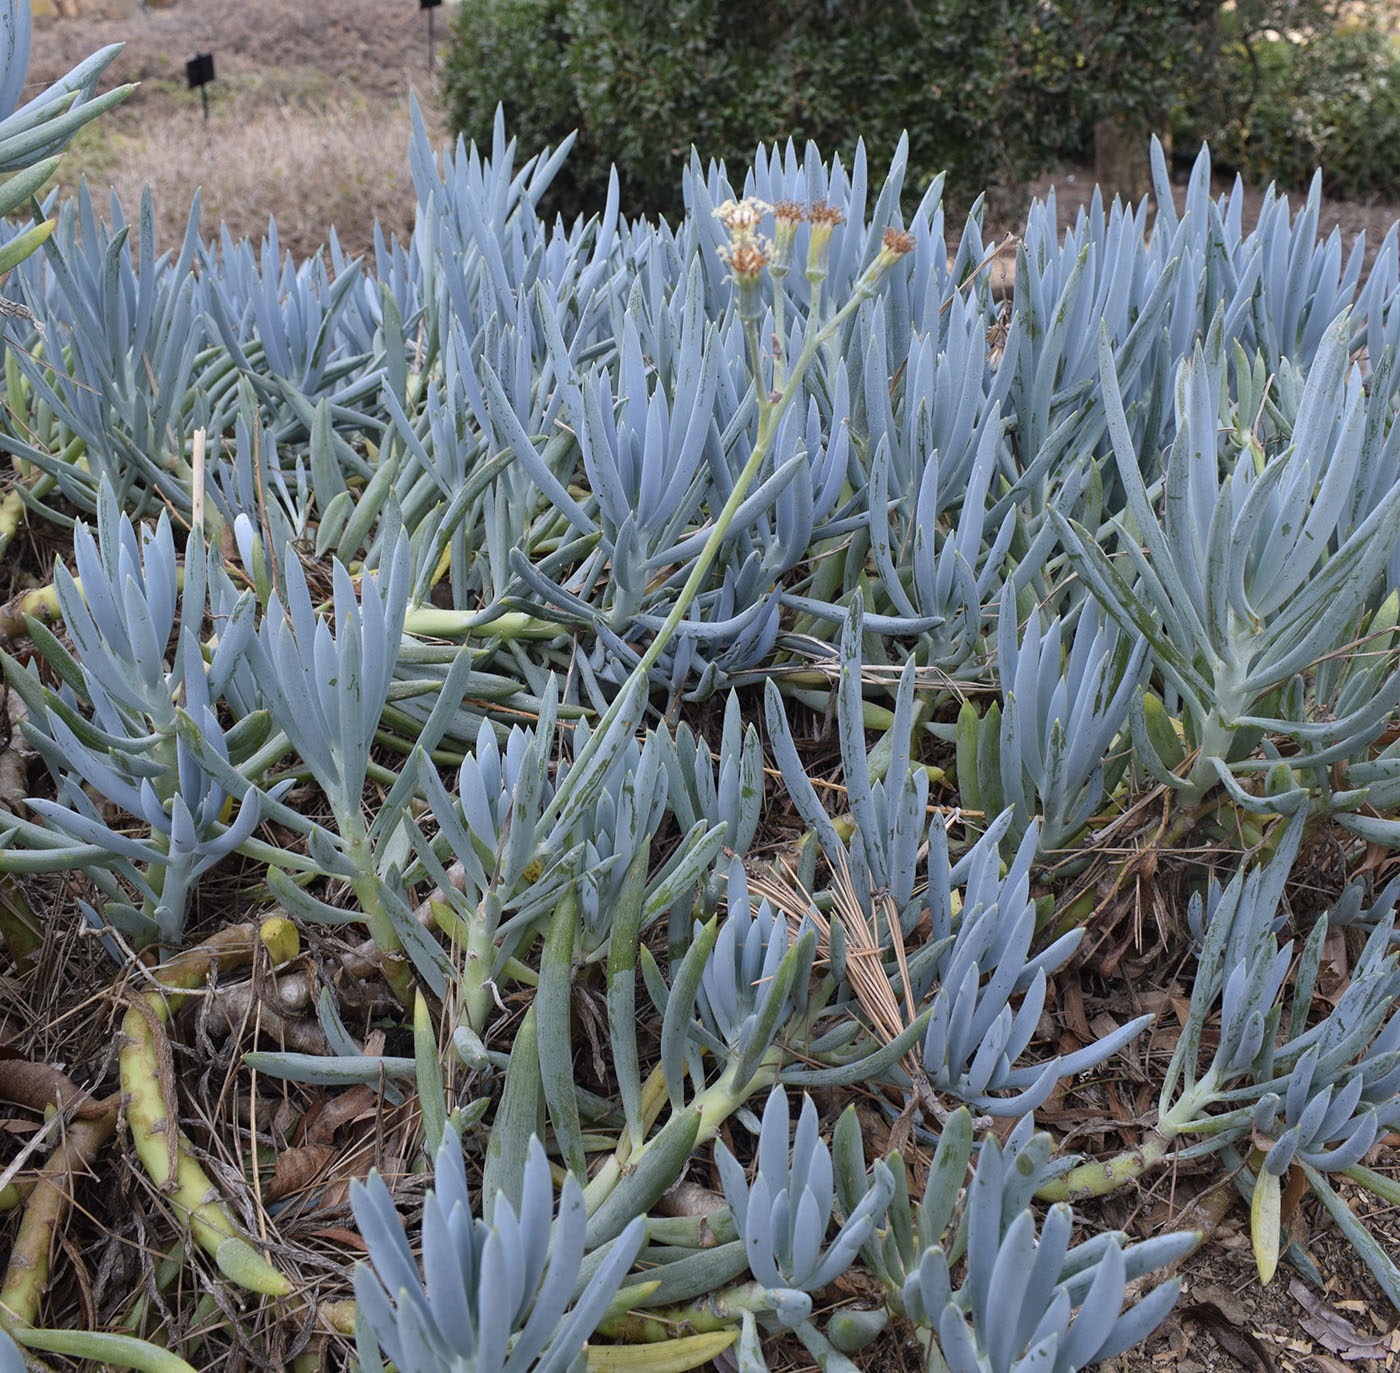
[[52, 70, 446, 262]]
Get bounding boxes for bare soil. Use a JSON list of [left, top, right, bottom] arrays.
[[25, 0, 437, 100]]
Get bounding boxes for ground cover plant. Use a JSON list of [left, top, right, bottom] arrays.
[[4, 4, 1400, 1370]]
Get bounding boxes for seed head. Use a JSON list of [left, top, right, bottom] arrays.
[[806, 201, 844, 285], [771, 200, 806, 275], [719, 239, 771, 322], [867, 226, 917, 282], [881, 227, 916, 257], [714, 197, 771, 243], [721, 241, 772, 283]]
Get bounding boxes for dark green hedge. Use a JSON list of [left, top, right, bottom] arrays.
[[442, 0, 1214, 221], [1181, 19, 1400, 202]]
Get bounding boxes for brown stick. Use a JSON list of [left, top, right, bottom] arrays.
[[0, 1061, 108, 1121], [0, 1099, 118, 1327]]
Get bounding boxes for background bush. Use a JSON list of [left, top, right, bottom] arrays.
[[443, 0, 1212, 221], [1183, 15, 1400, 201], [445, 0, 1400, 220]]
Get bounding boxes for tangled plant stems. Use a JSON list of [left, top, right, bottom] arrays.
[[0, 924, 313, 1373], [117, 921, 296, 1296]]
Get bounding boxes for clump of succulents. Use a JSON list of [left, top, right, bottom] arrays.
[[4, 5, 1400, 1363], [352, 1130, 647, 1372]]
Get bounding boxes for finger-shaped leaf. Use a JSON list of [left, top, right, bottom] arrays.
[[537, 885, 585, 1177], [9, 1328, 197, 1373], [482, 1006, 541, 1215], [1250, 1163, 1281, 1284], [585, 1107, 701, 1250], [607, 838, 650, 1147], [414, 990, 447, 1160], [659, 917, 718, 1111]]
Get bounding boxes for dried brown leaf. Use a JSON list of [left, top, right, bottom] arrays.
[[308, 1225, 368, 1252], [1179, 1301, 1276, 1373], [0, 1059, 108, 1119], [268, 1143, 335, 1202], [1289, 1279, 1390, 1360], [306, 1084, 379, 1145]]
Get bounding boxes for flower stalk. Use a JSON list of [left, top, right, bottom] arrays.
[[540, 204, 913, 836]]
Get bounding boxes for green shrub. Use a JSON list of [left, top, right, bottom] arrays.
[[443, 0, 1400, 217], [561, 0, 745, 217], [1194, 22, 1400, 199], [441, 0, 591, 205], [442, 0, 1211, 220]]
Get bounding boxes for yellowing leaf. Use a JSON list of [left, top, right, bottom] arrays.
[[1251, 1164, 1281, 1285], [587, 1329, 739, 1372]]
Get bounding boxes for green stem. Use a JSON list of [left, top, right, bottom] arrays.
[[582, 1063, 671, 1214], [342, 821, 413, 1005], [1038, 1065, 1231, 1204], [400, 607, 564, 641], [581, 1049, 782, 1221], [594, 1280, 776, 1342], [0, 488, 23, 556], [446, 887, 503, 1032], [1343, 1162, 1400, 1206], [744, 318, 771, 432], [1034, 1131, 1170, 1204], [694, 1047, 783, 1146], [1182, 651, 1252, 804], [539, 256, 899, 836], [771, 277, 788, 393]]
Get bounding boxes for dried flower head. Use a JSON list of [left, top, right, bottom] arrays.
[[713, 197, 771, 242], [881, 227, 916, 257], [0, 297, 43, 337], [770, 201, 806, 275], [719, 238, 772, 322], [806, 201, 844, 285], [721, 241, 772, 283], [863, 226, 917, 284]]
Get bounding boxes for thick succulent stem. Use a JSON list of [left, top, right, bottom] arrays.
[[117, 921, 295, 1297], [694, 1049, 783, 1146], [0, 922, 302, 1324], [0, 489, 22, 554], [348, 871, 413, 1006], [0, 579, 63, 645], [582, 1066, 673, 1214], [0, 447, 69, 563], [437, 888, 504, 1034], [0, 1106, 117, 1326], [334, 812, 412, 1005], [1034, 1130, 1171, 1204], [594, 1280, 778, 1342], [0, 546, 184, 644]]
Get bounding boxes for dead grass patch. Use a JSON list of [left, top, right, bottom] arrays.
[[54, 74, 446, 261]]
